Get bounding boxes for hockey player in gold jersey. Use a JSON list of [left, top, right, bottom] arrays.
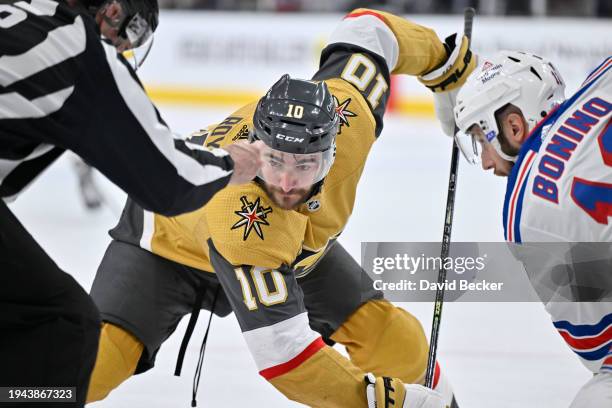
[[86, 9, 475, 407]]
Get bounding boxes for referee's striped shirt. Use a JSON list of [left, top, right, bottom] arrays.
[[0, 0, 234, 216]]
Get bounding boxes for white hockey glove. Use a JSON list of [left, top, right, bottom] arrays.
[[364, 373, 444, 408], [418, 34, 477, 137]]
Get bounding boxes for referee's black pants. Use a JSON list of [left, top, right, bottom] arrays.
[[0, 201, 100, 407]]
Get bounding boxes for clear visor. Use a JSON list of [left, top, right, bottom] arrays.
[[257, 144, 334, 191], [110, 10, 154, 70], [123, 12, 153, 48], [455, 124, 516, 165], [121, 34, 154, 70]]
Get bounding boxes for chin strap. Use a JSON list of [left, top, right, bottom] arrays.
[[491, 137, 518, 163]]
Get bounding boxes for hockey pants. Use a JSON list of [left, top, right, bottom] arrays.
[[0, 201, 100, 407], [87, 299, 431, 403]]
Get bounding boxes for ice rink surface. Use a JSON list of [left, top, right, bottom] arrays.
[[8, 106, 591, 407]]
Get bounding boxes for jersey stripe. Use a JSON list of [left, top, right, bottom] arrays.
[[6, 56, 77, 101], [433, 361, 441, 389], [14, 0, 58, 16], [242, 312, 322, 375], [327, 11, 398, 72], [502, 74, 599, 243], [554, 315, 612, 362], [0, 144, 53, 184], [1, 1, 236, 211], [553, 313, 612, 337], [554, 314, 612, 361], [571, 344, 612, 361], [0, 146, 63, 200], [259, 337, 325, 380], [0, 86, 74, 119], [581, 57, 612, 88], [140, 209, 155, 251], [558, 327, 612, 352], [103, 42, 233, 186], [0, 15, 85, 87], [345, 10, 385, 21], [506, 150, 537, 242]]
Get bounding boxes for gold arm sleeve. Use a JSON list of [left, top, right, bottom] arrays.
[[350, 8, 447, 76]]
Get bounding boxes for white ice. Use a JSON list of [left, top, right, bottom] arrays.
[[8, 106, 591, 408]]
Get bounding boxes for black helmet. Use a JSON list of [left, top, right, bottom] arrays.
[[253, 74, 339, 155], [83, 0, 159, 47], [121, 0, 159, 34], [253, 75, 340, 198]]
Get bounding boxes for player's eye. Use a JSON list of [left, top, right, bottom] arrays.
[[268, 159, 283, 168], [296, 164, 313, 172]]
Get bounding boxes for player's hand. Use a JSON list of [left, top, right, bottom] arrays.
[[225, 141, 264, 185], [364, 374, 444, 408], [418, 34, 477, 137]]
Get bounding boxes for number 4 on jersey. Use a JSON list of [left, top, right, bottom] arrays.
[[571, 120, 612, 224]]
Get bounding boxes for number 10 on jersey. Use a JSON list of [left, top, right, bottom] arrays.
[[234, 266, 288, 310]]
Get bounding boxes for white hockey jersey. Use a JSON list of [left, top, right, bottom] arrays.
[[503, 57, 612, 374], [504, 57, 611, 243]]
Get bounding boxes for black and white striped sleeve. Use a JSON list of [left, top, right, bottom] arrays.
[[74, 37, 235, 216], [0, 1, 234, 216]]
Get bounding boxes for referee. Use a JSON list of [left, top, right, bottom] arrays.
[[0, 0, 261, 406]]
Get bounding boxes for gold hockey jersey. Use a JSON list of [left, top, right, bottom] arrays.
[[109, 8, 468, 407], [111, 8, 453, 275]]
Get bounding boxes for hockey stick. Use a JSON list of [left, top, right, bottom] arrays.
[[424, 7, 475, 390]]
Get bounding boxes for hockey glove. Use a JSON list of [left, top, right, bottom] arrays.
[[418, 34, 477, 136], [364, 373, 444, 408]]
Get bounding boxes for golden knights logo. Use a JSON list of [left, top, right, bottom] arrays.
[[231, 196, 272, 240], [333, 96, 357, 134]]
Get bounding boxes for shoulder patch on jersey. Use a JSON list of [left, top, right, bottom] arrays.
[[232, 124, 251, 141], [231, 196, 273, 240], [333, 95, 357, 134], [306, 199, 321, 212]]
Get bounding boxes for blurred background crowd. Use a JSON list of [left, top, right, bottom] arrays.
[[157, 0, 612, 17]]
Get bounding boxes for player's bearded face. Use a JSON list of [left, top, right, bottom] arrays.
[[258, 149, 322, 210], [261, 183, 313, 210]]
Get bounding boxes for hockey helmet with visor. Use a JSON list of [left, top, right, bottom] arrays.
[[454, 50, 565, 165], [253, 74, 339, 192], [95, 0, 159, 68]]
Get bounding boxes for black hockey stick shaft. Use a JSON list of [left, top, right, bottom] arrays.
[[424, 7, 475, 389]]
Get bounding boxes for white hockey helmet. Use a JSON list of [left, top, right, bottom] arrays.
[[454, 50, 566, 164]]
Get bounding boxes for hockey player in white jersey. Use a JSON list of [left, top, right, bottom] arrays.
[[448, 52, 611, 406]]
